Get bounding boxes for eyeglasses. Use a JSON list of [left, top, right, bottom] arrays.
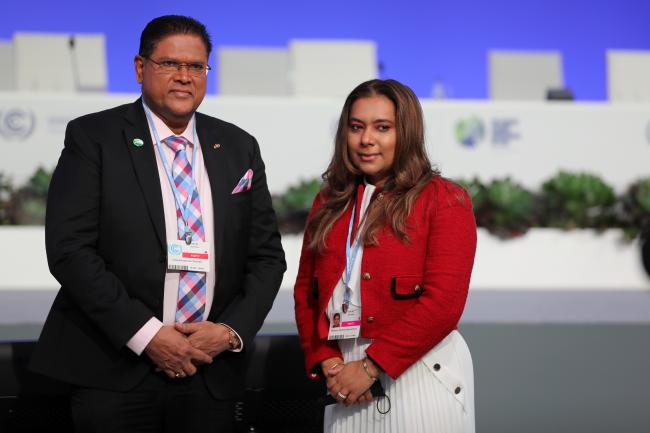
[[144, 57, 211, 77]]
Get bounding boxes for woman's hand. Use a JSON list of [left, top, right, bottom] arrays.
[[326, 360, 376, 406], [356, 389, 374, 403], [320, 356, 344, 377]]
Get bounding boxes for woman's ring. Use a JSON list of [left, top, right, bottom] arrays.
[[337, 392, 348, 400]]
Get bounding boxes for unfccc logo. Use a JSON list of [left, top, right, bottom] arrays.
[[168, 244, 182, 255], [455, 116, 485, 147], [0, 109, 36, 140]]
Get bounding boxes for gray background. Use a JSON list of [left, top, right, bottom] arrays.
[[1, 289, 649, 433]]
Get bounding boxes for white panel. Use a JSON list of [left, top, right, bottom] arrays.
[[71, 34, 108, 92], [218, 47, 290, 96], [14, 32, 75, 92], [1, 228, 647, 292], [290, 40, 377, 97], [1, 94, 650, 194], [0, 40, 14, 91], [279, 229, 649, 292], [489, 50, 563, 100], [0, 227, 58, 290], [607, 50, 650, 102]]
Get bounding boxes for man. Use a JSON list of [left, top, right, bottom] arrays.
[[30, 15, 286, 432]]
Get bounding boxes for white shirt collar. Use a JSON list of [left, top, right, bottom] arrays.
[[142, 99, 195, 145]]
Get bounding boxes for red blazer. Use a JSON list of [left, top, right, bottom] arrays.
[[294, 176, 477, 380]]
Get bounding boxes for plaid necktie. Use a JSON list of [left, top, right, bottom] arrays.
[[164, 135, 206, 323]]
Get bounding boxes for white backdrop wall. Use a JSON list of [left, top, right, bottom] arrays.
[[1, 93, 649, 193], [1, 227, 648, 292], [0, 94, 649, 293]]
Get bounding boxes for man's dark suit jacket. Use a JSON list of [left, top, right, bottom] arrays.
[[30, 99, 286, 399]]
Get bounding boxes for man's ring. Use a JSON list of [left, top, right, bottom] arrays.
[[175, 372, 185, 378], [337, 392, 348, 400]]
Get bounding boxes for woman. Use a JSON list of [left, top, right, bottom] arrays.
[[294, 79, 477, 433]]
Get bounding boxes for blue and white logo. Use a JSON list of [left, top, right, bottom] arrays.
[[491, 118, 520, 146], [0, 109, 36, 141], [455, 116, 485, 147], [455, 116, 521, 147], [168, 244, 182, 255]]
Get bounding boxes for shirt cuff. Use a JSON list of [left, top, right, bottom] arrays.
[[126, 317, 164, 355], [217, 322, 244, 352]]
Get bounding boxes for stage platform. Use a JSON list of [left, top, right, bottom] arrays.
[[1, 290, 649, 433]]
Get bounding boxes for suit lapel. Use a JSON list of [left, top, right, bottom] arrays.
[[196, 113, 228, 268], [123, 99, 166, 248]]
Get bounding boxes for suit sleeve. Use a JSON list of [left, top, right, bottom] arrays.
[[216, 136, 286, 347], [365, 186, 477, 379], [293, 194, 343, 379], [45, 119, 155, 350]]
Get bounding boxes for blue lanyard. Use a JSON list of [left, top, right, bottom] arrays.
[[344, 201, 363, 303], [142, 101, 198, 235]]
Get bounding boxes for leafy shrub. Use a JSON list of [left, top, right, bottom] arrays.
[[0, 173, 13, 225], [454, 177, 487, 211], [3, 166, 647, 245], [272, 178, 321, 233], [618, 177, 650, 240], [541, 171, 616, 229], [477, 178, 537, 238], [12, 167, 52, 225]]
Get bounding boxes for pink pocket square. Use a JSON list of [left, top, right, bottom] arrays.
[[232, 169, 253, 194]]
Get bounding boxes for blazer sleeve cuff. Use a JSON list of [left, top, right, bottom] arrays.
[[365, 344, 405, 380], [305, 343, 343, 380]]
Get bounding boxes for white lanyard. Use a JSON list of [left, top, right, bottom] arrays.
[[344, 201, 362, 304], [143, 101, 199, 243]]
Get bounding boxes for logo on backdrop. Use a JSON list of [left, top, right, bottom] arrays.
[[455, 116, 485, 147], [455, 116, 520, 147], [0, 109, 36, 141]]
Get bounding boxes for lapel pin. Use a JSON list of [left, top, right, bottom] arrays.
[[132, 138, 144, 147], [213, 143, 221, 149]]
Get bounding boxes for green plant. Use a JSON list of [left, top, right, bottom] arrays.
[[5, 164, 639, 239], [280, 178, 321, 213], [454, 177, 487, 211], [26, 167, 52, 197], [12, 166, 52, 225], [273, 177, 321, 233], [477, 178, 536, 238], [541, 171, 616, 229], [618, 177, 650, 240], [0, 173, 14, 225]]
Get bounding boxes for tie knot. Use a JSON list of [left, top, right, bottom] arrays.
[[164, 135, 191, 153]]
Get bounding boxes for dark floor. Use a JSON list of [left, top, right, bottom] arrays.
[[1, 323, 649, 433]]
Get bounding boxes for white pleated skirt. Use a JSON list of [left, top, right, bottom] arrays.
[[324, 330, 475, 433]]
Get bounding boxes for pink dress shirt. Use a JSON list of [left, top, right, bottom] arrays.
[[126, 106, 240, 355]]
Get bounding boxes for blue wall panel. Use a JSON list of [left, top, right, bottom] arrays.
[[3, 0, 650, 99]]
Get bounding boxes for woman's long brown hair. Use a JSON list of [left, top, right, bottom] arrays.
[[306, 79, 437, 253]]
